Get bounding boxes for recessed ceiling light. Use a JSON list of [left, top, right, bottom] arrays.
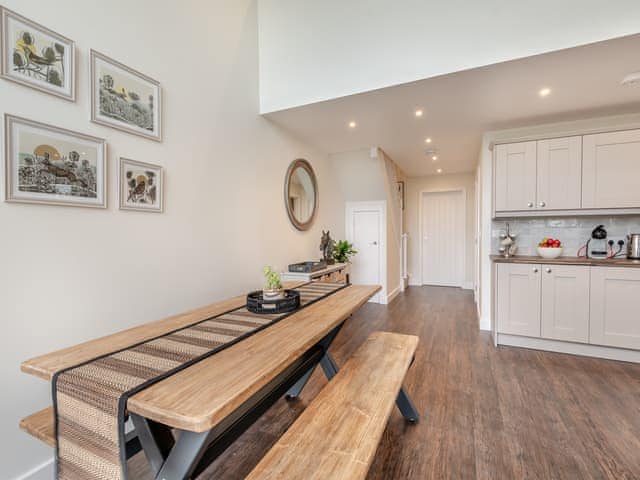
[[348, 121, 357, 128], [432, 155, 438, 161], [622, 72, 640, 85], [415, 109, 423, 117], [436, 168, 443, 173], [425, 137, 432, 144], [539, 87, 551, 97]]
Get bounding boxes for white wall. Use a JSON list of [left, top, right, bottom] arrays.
[[405, 173, 476, 289], [0, 1, 343, 478], [479, 112, 640, 332], [257, 0, 640, 112], [329, 148, 404, 302]]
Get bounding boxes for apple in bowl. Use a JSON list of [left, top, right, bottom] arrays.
[[537, 237, 563, 258]]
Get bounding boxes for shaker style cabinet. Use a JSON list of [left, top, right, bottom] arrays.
[[494, 129, 640, 215], [497, 263, 590, 342], [590, 267, 640, 350], [496, 263, 541, 337], [494, 141, 537, 212], [494, 136, 582, 213], [540, 265, 590, 343], [582, 129, 640, 209], [536, 136, 582, 210]]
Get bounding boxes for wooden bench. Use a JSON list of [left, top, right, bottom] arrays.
[[20, 406, 55, 448], [20, 405, 142, 457], [246, 331, 419, 480]]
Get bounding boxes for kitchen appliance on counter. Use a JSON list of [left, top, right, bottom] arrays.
[[628, 233, 640, 260], [586, 225, 609, 259]]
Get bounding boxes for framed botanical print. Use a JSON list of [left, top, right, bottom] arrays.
[[119, 157, 163, 212], [90, 50, 162, 141], [4, 114, 106, 208], [0, 7, 75, 101]]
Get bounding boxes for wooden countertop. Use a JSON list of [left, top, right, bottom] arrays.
[[22, 282, 380, 432], [490, 255, 640, 268]]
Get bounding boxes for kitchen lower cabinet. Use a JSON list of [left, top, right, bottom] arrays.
[[590, 267, 640, 350], [541, 265, 590, 343], [496, 263, 541, 337]]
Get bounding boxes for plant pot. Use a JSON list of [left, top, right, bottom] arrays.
[[263, 288, 285, 300]]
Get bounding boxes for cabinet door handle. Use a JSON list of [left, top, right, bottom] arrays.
[[546, 268, 552, 273], [527, 202, 534, 208], [539, 201, 546, 208], [533, 267, 539, 273]]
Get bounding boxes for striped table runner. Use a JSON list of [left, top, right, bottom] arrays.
[[52, 281, 347, 480]]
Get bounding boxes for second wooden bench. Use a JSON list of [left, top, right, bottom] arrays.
[[247, 330, 419, 480]]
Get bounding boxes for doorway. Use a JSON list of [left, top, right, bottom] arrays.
[[346, 201, 386, 303], [420, 190, 465, 287]]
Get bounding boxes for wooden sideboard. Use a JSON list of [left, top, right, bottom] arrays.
[[281, 263, 349, 284]]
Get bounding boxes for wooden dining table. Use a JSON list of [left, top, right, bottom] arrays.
[[21, 282, 419, 479]]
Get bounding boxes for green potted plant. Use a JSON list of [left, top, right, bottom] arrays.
[[333, 240, 358, 263], [263, 266, 284, 299]]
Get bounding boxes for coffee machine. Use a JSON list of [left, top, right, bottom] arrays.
[[586, 225, 608, 259]]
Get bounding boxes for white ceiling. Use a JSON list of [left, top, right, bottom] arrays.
[[265, 34, 640, 177]]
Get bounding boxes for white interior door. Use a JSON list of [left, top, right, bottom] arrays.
[[346, 203, 384, 303], [421, 190, 464, 287]]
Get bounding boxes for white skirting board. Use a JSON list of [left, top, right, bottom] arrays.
[[385, 286, 401, 304], [13, 458, 53, 480], [497, 334, 640, 363]]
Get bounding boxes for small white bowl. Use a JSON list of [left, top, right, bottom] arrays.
[[537, 247, 563, 259]]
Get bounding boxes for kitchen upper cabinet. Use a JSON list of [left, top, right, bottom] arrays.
[[537, 137, 582, 210], [590, 267, 640, 350], [496, 263, 541, 337], [541, 265, 590, 343], [582, 129, 640, 209], [494, 141, 537, 212]]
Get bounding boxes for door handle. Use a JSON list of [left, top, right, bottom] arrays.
[[527, 202, 534, 208], [532, 267, 539, 273], [370, 241, 378, 246], [539, 201, 546, 208], [546, 268, 552, 273]]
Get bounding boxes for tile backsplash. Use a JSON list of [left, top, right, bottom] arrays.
[[492, 216, 640, 256]]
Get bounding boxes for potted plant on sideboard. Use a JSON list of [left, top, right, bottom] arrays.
[[333, 240, 358, 263], [263, 266, 284, 300]]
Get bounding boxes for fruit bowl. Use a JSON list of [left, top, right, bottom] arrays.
[[537, 246, 563, 259]]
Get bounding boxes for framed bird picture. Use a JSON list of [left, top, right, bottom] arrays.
[[3, 114, 106, 208], [0, 7, 75, 101], [91, 50, 162, 142], [119, 158, 164, 213]]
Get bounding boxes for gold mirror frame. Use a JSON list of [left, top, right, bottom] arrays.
[[284, 159, 318, 231]]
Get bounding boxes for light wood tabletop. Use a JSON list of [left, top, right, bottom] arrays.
[[127, 284, 380, 432], [21, 283, 380, 433]]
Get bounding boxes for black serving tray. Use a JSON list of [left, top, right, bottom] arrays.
[[288, 261, 326, 273], [246, 290, 301, 314]]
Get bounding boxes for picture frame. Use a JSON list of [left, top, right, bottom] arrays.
[[397, 180, 405, 210], [4, 114, 107, 208], [90, 49, 162, 141], [0, 6, 75, 101], [118, 157, 164, 212]]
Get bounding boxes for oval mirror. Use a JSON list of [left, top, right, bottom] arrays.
[[284, 159, 318, 231]]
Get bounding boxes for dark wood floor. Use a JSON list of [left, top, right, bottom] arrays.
[[130, 286, 640, 479]]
